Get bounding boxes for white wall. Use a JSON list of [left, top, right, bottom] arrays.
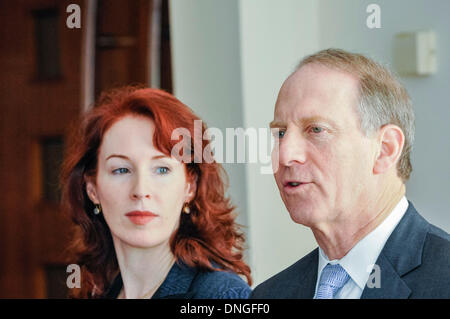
[[238, 0, 319, 286], [170, 0, 450, 288], [319, 0, 450, 232], [171, 0, 320, 286], [169, 0, 248, 230]]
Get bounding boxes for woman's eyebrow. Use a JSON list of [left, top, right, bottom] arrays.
[[151, 155, 168, 160], [106, 154, 129, 161], [105, 154, 169, 161]]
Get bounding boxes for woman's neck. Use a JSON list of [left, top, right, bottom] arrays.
[[113, 238, 175, 299]]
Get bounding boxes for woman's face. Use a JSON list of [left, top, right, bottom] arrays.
[[86, 115, 196, 248]]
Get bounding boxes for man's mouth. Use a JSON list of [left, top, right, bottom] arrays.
[[284, 181, 308, 187], [286, 182, 302, 187], [283, 180, 312, 192]]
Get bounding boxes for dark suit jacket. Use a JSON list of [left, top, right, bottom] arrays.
[[103, 261, 251, 299], [251, 201, 450, 299]]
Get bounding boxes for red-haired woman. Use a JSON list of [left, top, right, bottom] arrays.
[[61, 86, 252, 299]]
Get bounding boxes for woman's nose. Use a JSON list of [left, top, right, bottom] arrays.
[[130, 174, 151, 200], [132, 192, 151, 200]]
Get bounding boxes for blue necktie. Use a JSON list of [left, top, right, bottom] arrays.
[[315, 263, 350, 299]]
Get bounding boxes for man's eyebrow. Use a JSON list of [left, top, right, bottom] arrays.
[[299, 116, 338, 127], [105, 154, 168, 161], [270, 116, 338, 128], [269, 121, 285, 128]]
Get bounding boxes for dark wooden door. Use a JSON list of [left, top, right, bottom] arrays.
[[0, 0, 159, 298], [0, 0, 85, 298]]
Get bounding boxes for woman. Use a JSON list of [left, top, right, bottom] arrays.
[[61, 86, 252, 299]]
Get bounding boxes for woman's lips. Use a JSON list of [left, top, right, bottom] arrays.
[[125, 211, 158, 225]]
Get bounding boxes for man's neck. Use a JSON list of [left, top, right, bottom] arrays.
[[312, 183, 406, 260]]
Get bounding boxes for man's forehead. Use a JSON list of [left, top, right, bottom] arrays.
[[283, 63, 359, 96], [274, 64, 360, 120]]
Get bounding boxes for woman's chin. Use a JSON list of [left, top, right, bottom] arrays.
[[114, 234, 169, 249]]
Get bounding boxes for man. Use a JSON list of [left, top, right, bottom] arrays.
[[251, 49, 450, 299]]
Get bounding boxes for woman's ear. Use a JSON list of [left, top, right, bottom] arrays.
[[185, 174, 198, 202], [373, 124, 405, 176], [85, 176, 100, 204]]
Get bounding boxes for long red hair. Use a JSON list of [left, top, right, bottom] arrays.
[[61, 86, 251, 298]]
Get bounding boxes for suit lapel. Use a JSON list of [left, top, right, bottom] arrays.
[[361, 201, 429, 299], [294, 249, 319, 298], [361, 253, 411, 298]]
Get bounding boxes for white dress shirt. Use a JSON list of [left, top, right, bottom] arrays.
[[313, 196, 409, 299]]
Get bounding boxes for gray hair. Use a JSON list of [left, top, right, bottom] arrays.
[[298, 48, 415, 181]]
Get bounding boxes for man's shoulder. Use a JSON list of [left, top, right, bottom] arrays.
[[427, 222, 450, 243], [422, 222, 450, 267], [251, 249, 318, 299], [404, 222, 450, 298], [391, 201, 450, 250], [392, 203, 450, 297], [405, 203, 450, 261]]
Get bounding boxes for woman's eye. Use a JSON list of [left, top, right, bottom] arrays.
[[310, 126, 324, 134], [156, 167, 170, 175], [112, 167, 130, 175]]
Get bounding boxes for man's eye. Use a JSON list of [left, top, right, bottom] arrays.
[[310, 126, 324, 134], [271, 128, 286, 139], [112, 168, 130, 174], [279, 130, 286, 138], [156, 167, 170, 175]]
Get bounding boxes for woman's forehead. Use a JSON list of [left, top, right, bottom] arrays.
[[100, 116, 166, 160]]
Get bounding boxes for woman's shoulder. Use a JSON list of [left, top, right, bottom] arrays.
[[190, 268, 252, 299]]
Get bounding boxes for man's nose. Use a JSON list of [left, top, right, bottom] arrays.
[[130, 172, 151, 200], [277, 130, 307, 167]]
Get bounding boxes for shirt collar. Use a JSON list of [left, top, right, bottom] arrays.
[[317, 196, 409, 289]]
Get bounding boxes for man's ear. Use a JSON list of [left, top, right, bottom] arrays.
[[373, 124, 405, 175], [85, 176, 100, 204]]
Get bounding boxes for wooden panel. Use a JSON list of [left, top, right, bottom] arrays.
[[160, 0, 172, 93], [95, 0, 152, 97], [0, 0, 84, 298], [32, 7, 62, 80], [0, 0, 155, 298]]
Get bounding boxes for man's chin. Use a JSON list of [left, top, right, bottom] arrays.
[[287, 206, 319, 227]]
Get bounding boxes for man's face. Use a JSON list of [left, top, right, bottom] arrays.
[[272, 64, 377, 228]]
